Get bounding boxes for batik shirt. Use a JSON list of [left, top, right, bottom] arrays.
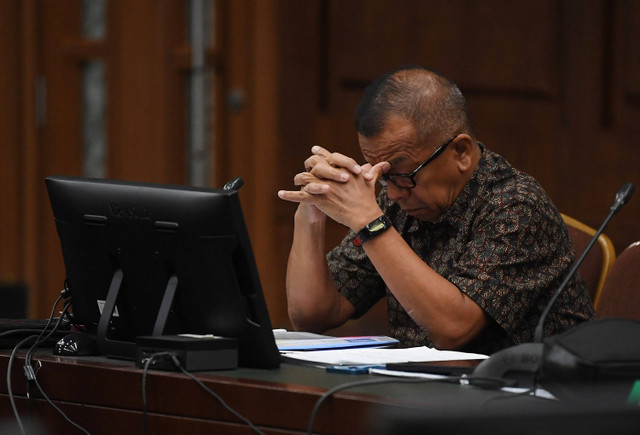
[[326, 145, 594, 354]]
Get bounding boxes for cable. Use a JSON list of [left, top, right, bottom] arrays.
[[7, 334, 38, 435], [24, 299, 71, 372], [7, 289, 87, 435], [476, 387, 537, 411], [5, 293, 65, 430], [32, 376, 90, 435], [172, 362, 267, 435], [140, 352, 266, 435], [306, 375, 463, 435], [141, 352, 173, 435]]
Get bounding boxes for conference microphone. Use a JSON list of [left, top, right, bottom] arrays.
[[470, 182, 635, 389], [223, 176, 245, 191]]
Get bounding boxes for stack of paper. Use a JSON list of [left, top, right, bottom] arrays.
[[274, 329, 399, 351], [280, 345, 488, 367]]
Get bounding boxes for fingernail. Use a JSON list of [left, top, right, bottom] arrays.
[[354, 164, 361, 172], [340, 173, 349, 181], [311, 145, 320, 153]]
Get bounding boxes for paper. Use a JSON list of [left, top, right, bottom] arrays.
[[280, 346, 488, 366], [273, 329, 399, 351]]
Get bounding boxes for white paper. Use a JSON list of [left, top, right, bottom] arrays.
[[281, 346, 488, 366]]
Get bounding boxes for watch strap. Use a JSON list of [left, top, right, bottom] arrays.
[[353, 215, 392, 247]]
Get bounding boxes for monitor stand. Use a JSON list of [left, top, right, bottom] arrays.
[[96, 268, 178, 359]]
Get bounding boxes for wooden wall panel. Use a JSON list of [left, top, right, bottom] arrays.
[[34, 1, 84, 316], [108, 0, 187, 184], [224, 0, 289, 325], [8, 0, 195, 317], [0, 0, 23, 283]]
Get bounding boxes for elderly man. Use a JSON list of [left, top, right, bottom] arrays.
[[278, 66, 593, 354]]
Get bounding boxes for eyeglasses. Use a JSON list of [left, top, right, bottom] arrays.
[[379, 136, 456, 189]]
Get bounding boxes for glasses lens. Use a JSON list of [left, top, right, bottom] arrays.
[[389, 175, 414, 189]]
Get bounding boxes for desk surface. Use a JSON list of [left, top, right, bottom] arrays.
[[0, 349, 526, 434], [2, 349, 636, 434]]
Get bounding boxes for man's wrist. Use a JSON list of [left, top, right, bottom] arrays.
[[353, 215, 392, 247]]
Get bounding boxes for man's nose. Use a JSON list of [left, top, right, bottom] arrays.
[[385, 183, 410, 202]]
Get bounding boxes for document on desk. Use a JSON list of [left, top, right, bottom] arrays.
[[273, 329, 399, 351], [280, 346, 488, 367]]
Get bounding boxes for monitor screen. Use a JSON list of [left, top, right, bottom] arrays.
[[45, 175, 280, 369]]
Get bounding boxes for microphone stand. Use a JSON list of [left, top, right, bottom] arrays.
[[535, 182, 635, 342]]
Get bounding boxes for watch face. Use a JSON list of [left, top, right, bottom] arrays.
[[368, 220, 387, 232]]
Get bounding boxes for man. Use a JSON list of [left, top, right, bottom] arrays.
[[277, 66, 593, 354]]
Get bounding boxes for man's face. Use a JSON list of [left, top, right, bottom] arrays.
[[359, 116, 460, 222]]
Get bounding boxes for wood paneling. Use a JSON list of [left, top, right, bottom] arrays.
[[1, 1, 198, 317], [2, 0, 639, 331], [0, 0, 23, 283]]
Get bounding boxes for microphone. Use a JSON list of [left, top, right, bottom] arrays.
[[612, 182, 635, 212], [470, 182, 635, 389], [534, 182, 634, 342], [223, 176, 244, 191]]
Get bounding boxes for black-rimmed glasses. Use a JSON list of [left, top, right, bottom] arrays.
[[379, 136, 456, 189]]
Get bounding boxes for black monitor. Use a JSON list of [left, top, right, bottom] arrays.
[[45, 175, 280, 369]]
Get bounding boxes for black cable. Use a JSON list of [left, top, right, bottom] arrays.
[[24, 299, 71, 371], [140, 352, 266, 435], [7, 290, 86, 435], [306, 375, 463, 435], [28, 293, 64, 347], [7, 334, 38, 435], [141, 352, 173, 435], [173, 365, 267, 435], [32, 375, 90, 435], [22, 299, 89, 434], [476, 387, 537, 411], [0, 328, 64, 338]]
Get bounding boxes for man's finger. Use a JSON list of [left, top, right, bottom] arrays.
[[312, 146, 361, 174], [362, 161, 391, 181], [277, 189, 308, 203], [302, 182, 330, 195]]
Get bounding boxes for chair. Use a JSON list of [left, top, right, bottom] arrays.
[[595, 241, 640, 321], [561, 214, 616, 309]]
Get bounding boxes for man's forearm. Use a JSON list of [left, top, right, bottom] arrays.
[[285, 209, 351, 332]]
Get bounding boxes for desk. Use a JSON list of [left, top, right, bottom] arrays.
[[0, 349, 531, 434], [2, 350, 639, 434]]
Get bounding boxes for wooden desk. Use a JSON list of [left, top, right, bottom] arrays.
[[0, 349, 521, 434]]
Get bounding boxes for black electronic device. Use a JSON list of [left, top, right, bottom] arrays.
[[54, 331, 99, 356], [471, 182, 635, 389], [136, 335, 238, 371], [45, 175, 280, 369]]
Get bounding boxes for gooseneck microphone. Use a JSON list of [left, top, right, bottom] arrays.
[[223, 176, 244, 191], [533, 182, 635, 342], [471, 182, 635, 389]]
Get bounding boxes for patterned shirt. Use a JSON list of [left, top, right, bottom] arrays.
[[327, 145, 594, 354]]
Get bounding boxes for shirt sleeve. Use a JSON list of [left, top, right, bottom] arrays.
[[447, 189, 579, 341], [326, 230, 387, 319]]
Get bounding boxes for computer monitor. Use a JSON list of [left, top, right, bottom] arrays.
[[45, 175, 280, 369]]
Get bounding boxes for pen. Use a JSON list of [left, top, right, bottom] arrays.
[[326, 365, 385, 374]]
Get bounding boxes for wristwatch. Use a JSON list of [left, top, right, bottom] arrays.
[[353, 215, 392, 247]]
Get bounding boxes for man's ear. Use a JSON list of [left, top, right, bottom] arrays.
[[452, 134, 475, 172]]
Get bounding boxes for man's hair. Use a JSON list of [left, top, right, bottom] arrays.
[[354, 66, 474, 147]]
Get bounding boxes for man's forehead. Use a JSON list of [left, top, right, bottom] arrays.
[[359, 118, 420, 164]]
